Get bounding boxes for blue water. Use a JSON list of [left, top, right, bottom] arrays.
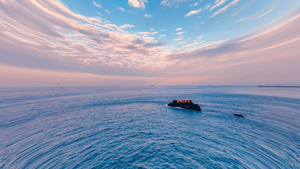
[[0, 86, 299, 168]]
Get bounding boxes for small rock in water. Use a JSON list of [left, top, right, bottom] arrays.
[[168, 99, 201, 111], [233, 114, 244, 118]]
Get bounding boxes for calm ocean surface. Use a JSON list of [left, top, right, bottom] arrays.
[[0, 86, 299, 168]]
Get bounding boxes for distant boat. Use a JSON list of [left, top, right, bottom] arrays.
[[168, 99, 201, 111]]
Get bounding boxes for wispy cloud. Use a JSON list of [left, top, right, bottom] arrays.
[[161, 0, 189, 7], [173, 37, 183, 41], [204, 4, 211, 10], [166, 12, 300, 80], [96, 12, 103, 16], [196, 35, 205, 39], [182, 42, 203, 48], [189, 2, 198, 7], [235, 17, 249, 23], [92, 0, 102, 8], [210, 0, 227, 11], [211, 0, 240, 17], [176, 28, 182, 31], [258, 6, 276, 18], [128, 0, 148, 9], [235, 3, 277, 23], [120, 24, 135, 29], [185, 8, 202, 17], [176, 31, 184, 35], [144, 14, 152, 18], [118, 7, 126, 12], [151, 31, 158, 35]]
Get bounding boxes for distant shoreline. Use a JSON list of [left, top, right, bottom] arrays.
[[258, 85, 300, 88]]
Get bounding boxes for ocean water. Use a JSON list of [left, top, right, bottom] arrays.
[[0, 86, 299, 168]]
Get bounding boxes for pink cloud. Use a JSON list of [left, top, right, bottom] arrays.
[[0, 1, 300, 85], [0, 0, 167, 75], [162, 10, 300, 84]]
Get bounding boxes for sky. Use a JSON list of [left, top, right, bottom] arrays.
[[1, 0, 300, 87]]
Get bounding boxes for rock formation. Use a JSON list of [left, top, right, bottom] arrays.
[[168, 99, 201, 111], [233, 114, 244, 118]]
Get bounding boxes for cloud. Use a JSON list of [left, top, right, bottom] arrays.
[[211, 0, 240, 17], [0, 0, 168, 76], [1, 0, 300, 84], [174, 37, 183, 41], [210, 0, 227, 11], [204, 4, 211, 10], [196, 35, 205, 40], [160, 0, 190, 7], [185, 8, 202, 17], [189, 2, 198, 7], [133, 39, 166, 48], [176, 31, 184, 35], [234, 4, 277, 23], [258, 6, 276, 18], [128, 0, 148, 9], [92, 0, 102, 8], [96, 12, 103, 16], [118, 7, 126, 12], [144, 14, 152, 18], [105, 9, 111, 13], [120, 24, 135, 29], [164, 10, 300, 80], [138, 31, 158, 36], [235, 17, 250, 23], [176, 28, 182, 31], [182, 42, 202, 48], [161, 0, 170, 6]]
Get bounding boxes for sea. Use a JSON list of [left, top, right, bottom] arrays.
[[0, 86, 299, 168]]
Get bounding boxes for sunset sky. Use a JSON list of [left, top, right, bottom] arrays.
[[1, 0, 300, 87]]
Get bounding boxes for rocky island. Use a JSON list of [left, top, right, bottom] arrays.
[[168, 99, 201, 111]]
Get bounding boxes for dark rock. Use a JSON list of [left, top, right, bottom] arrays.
[[168, 99, 201, 111], [233, 114, 244, 118]]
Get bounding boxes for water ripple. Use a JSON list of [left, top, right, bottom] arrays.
[[0, 86, 299, 168]]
